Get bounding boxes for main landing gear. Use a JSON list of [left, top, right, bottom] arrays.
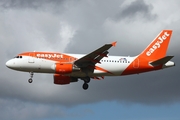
[[82, 77, 90, 90], [28, 72, 33, 83]]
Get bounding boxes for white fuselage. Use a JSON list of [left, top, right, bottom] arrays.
[[6, 53, 136, 77]]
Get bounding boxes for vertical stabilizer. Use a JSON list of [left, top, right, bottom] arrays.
[[121, 30, 173, 75], [139, 30, 172, 60]]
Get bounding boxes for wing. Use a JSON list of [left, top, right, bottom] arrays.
[[74, 42, 117, 72]]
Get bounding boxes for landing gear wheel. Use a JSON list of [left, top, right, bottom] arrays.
[[82, 83, 89, 90], [28, 78, 33, 83]]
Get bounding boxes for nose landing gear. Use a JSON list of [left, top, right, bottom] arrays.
[[28, 72, 33, 83]]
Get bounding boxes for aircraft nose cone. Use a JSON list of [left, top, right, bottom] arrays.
[[6, 60, 14, 68], [6, 60, 11, 68]]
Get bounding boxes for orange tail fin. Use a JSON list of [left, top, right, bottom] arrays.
[[122, 30, 173, 75], [139, 30, 172, 60]]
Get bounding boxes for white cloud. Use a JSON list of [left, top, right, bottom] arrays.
[[58, 22, 77, 52]]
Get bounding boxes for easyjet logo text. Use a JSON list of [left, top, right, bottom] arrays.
[[146, 32, 170, 56], [36, 54, 63, 59]]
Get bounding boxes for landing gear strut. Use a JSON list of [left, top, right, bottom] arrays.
[[28, 72, 34, 83], [82, 77, 90, 90]]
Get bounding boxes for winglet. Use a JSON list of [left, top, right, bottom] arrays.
[[112, 41, 117, 47]]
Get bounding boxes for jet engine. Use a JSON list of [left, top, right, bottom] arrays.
[[55, 63, 80, 74], [54, 74, 78, 85]]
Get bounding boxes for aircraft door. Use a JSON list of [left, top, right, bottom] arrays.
[[133, 58, 139, 68], [28, 52, 35, 63]]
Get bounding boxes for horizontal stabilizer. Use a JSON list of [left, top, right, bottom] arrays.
[[150, 56, 174, 66]]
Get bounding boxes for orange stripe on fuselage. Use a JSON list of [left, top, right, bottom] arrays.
[[95, 66, 114, 75], [121, 56, 162, 75], [19, 52, 113, 75], [18, 52, 78, 62]]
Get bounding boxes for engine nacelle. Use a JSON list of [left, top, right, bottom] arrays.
[[54, 74, 78, 85], [55, 63, 72, 74], [55, 63, 80, 74]]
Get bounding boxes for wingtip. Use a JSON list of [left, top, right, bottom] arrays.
[[112, 41, 117, 47]]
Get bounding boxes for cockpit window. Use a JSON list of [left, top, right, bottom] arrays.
[[14, 56, 23, 58]]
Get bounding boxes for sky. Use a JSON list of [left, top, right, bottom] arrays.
[[0, 0, 180, 120]]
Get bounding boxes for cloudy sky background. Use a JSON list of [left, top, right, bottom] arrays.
[[0, 0, 180, 119]]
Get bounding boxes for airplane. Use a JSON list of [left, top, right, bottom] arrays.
[[6, 30, 175, 90]]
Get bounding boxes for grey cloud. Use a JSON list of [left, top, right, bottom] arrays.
[[0, 0, 180, 118], [0, 0, 65, 9], [0, 98, 83, 120], [114, 0, 157, 21], [1, 0, 180, 119], [64, 0, 125, 53]]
